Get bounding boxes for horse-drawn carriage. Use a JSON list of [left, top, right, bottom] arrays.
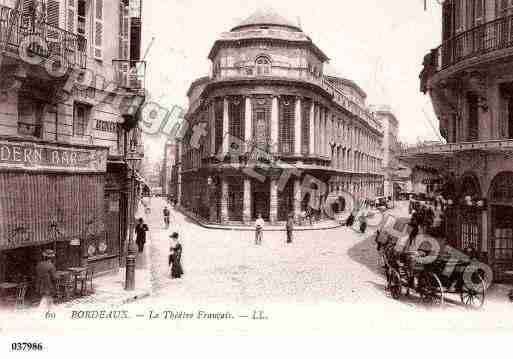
[[377, 217, 487, 308]]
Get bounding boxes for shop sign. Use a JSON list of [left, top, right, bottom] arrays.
[[95, 120, 119, 133], [0, 139, 108, 173], [70, 238, 81, 246]]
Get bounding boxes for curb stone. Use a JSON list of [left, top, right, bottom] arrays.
[[174, 205, 347, 232]]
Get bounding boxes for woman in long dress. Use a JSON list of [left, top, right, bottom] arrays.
[[169, 232, 183, 279]]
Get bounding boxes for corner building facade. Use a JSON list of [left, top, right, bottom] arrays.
[[412, 0, 513, 281], [177, 10, 384, 225]]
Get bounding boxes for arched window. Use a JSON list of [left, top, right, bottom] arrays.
[[255, 56, 271, 76]]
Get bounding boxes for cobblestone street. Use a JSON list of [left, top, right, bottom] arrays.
[[126, 198, 513, 322], [137, 198, 402, 306]]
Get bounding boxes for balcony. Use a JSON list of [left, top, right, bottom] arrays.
[[112, 59, 146, 92], [212, 65, 380, 132], [400, 139, 513, 158], [0, 5, 87, 70], [434, 14, 513, 72]]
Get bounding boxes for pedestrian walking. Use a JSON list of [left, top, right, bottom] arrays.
[[346, 211, 355, 227], [169, 232, 183, 279], [255, 213, 264, 245], [408, 215, 419, 248], [163, 206, 170, 229], [135, 218, 149, 253], [359, 209, 368, 233], [286, 213, 294, 244], [35, 249, 57, 310]]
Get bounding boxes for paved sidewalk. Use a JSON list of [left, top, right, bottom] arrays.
[[175, 205, 348, 231], [61, 254, 152, 309], [58, 221, 153, 309]]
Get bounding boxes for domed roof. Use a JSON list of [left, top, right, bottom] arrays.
[[231, 8, 302, 32]]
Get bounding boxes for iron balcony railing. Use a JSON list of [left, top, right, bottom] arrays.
[[0, 5, 87, 70], [112, 59, 146, 91], [437, 14, 513, 71], [213, 65, 380, 132]]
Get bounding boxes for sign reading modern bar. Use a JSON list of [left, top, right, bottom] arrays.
[[0, 139, 108, 173]]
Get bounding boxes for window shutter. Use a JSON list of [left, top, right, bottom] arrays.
[[46, 0, 59, 27], [442, 1, 453, 40], [46, 0, 61, 56], [475, 0, 484, 26], [67, 0, 76, 33], [94, 0, 103, 60]]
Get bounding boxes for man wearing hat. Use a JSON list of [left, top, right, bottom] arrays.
[[286, 213, 294, 244], [35, 249, 57, 309]]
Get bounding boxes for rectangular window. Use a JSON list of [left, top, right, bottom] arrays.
[[75, 0, 87, 51], [279, 96, 294, 154], [498, 0, 513, 17], [468, 0, 485, 28], [467, 93, 479, 141], [228, 96, 244, 141], [93, 0, 103, 60], [18, 97, 44, 138], [301, 99, 310, 154], [73, 103, 91, 136], [119, 1, 130, 59], [214, 99, 224, 154], [252, 97, 271, 150], [442, 1, 454, 40]]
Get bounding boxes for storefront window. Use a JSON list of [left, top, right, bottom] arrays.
[[493, 206, 513, 260]]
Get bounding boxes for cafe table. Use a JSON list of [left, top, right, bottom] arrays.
[[67, 267, 87, 294], [0, 282, 19, 304]]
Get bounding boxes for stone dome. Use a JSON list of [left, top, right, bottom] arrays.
[[231, 8, 302, 32]]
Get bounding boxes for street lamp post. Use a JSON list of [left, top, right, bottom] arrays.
[[125, 150, 141, 291]]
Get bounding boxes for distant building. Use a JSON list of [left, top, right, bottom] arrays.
[[161, 141, 176, 197], [373, 106, 400, 199], [173, 9, 385, 225]]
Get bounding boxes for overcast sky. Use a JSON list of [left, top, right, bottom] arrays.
[[141, 0, 443, 162]]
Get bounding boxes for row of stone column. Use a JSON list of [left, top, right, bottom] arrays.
[[332, 148, 380, 173], [218, 175, 383, 224], [332, 178, 383, 198], [219, 176, 303, 224], [208, 95, 378, 160]]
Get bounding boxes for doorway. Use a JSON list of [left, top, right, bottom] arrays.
[[252, 179, 269, 221]]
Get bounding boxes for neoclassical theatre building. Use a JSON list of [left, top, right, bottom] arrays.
[[174, 10, 384, 224]]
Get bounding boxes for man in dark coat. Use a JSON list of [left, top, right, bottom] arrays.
[[286, 213, 294, 244], [35, 249, 57, 309], [135, 218, 149, 253]]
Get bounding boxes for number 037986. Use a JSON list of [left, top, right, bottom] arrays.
[[11, 342, 44, 351]]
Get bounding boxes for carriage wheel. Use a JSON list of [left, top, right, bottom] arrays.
[[388, 269, 402, 300], [418, 272, 444, 307], [460, 274, 485, 309]]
